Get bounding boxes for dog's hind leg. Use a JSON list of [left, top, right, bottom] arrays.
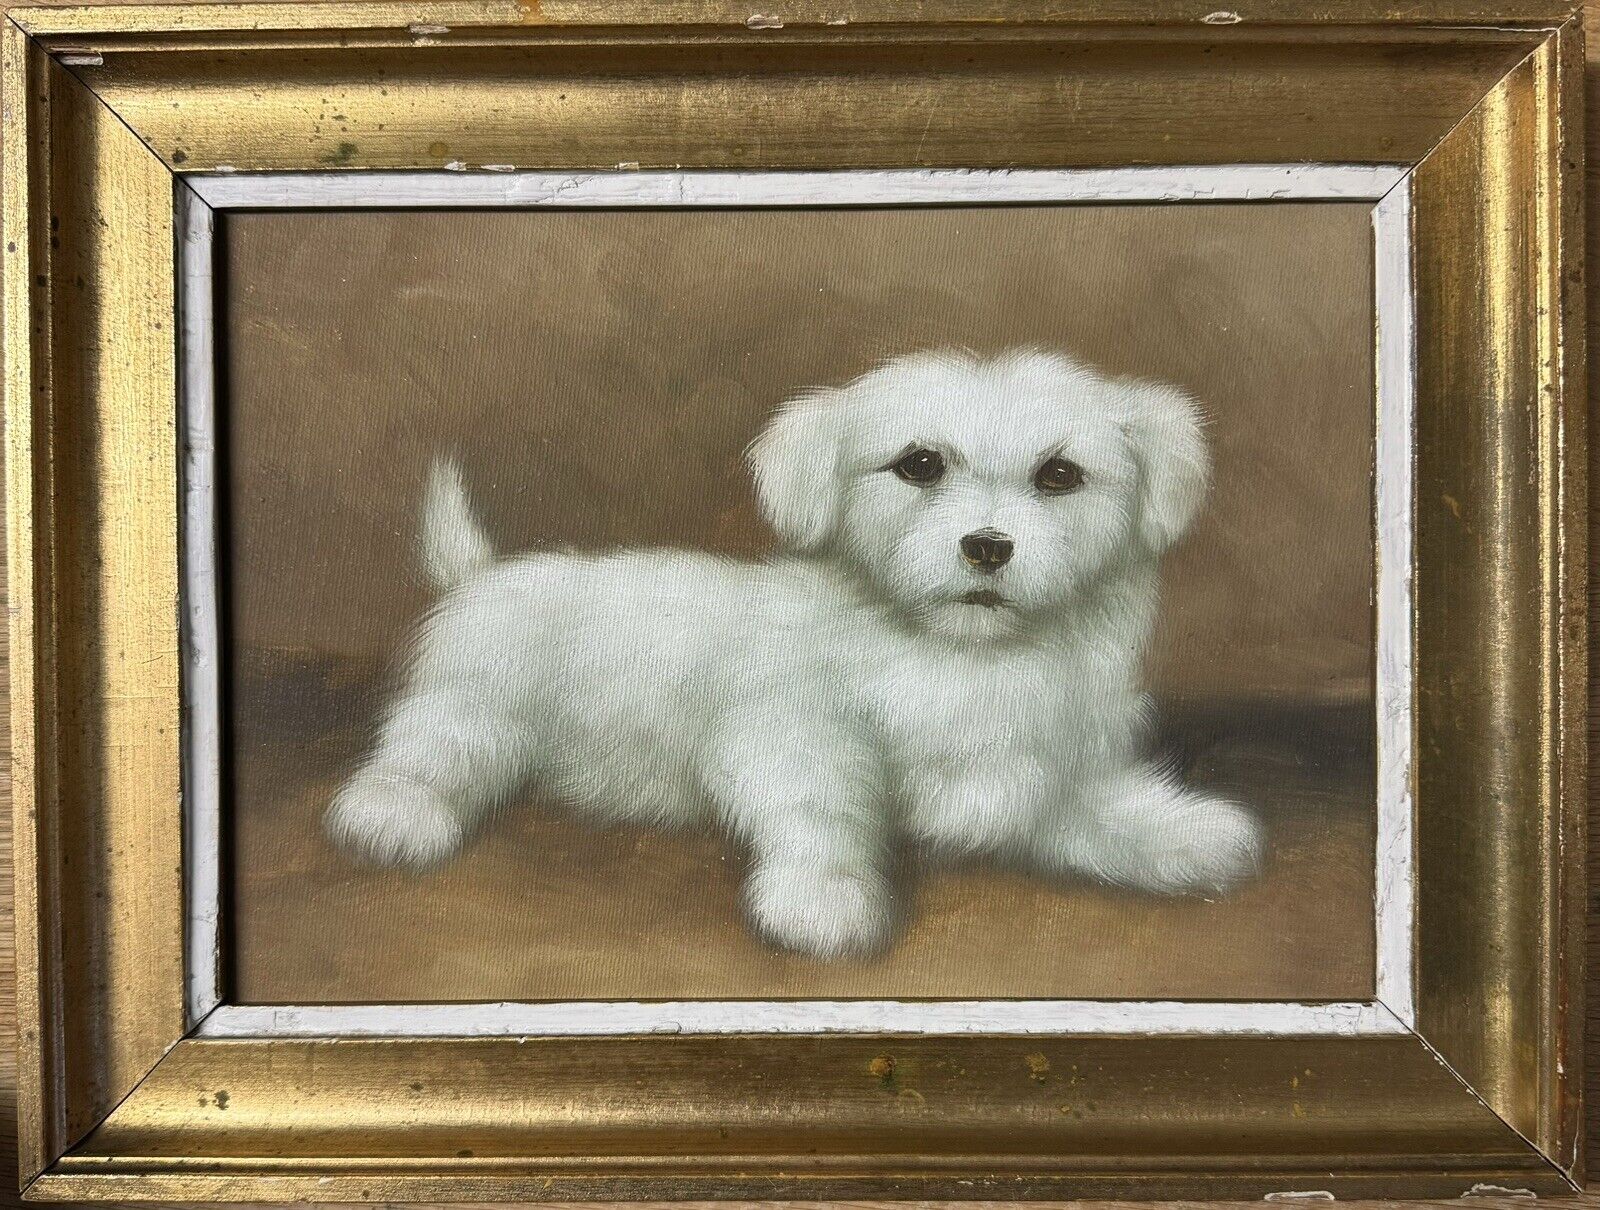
[[324, 683, 530, 869], [708, 726, 897, 958]]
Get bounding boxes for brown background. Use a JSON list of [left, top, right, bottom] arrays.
[[226, 204, 1375, 699], [223, 202, 1377, 1003], [6, 2, 1600, 1207]]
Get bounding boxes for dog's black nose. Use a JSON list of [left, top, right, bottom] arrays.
[[959, 529, 1013, 572]]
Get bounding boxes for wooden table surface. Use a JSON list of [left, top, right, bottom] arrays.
[[1, 2, 1598, 1206]]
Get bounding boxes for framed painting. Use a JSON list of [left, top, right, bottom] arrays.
[[1, 0, 1586, 1200]]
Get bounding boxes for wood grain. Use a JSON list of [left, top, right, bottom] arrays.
[[0, 1, 1596, 1206]]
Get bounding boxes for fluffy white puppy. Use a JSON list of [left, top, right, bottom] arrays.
[[326, 348, 1263, 958]]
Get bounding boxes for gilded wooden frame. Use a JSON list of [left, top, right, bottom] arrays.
[[0, 1, 1587, 1200]]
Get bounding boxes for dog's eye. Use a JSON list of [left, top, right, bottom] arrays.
[[891, 447, 945, 486], [1034, 456, 1085, 495]]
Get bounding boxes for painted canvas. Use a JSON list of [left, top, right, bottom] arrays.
[[217, 197, 1377, 1004]]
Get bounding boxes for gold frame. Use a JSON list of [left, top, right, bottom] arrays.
[[0, 1, 1587, 1200]]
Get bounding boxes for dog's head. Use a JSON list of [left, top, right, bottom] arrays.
[[748, 349, 1209, 640]]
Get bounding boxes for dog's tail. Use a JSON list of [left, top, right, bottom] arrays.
[[421, 457, 494, 593]]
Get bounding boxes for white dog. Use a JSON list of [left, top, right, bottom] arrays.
[[325, 348, 1263, 957]]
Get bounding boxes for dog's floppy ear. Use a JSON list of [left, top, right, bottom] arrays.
[[747, 388, 846, 551], [1121, 380, 1210, 553]]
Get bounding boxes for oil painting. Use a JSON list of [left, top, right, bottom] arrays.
[[217, 197, 1377, 1004]]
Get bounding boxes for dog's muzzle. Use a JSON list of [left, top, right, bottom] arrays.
[[959, 528, 1013, 572]]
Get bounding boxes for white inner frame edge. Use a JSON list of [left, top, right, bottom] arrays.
[[180, 165, 1415, 1039], [1371, 180, 1416, 1029], [178, 182, 223, 1026]]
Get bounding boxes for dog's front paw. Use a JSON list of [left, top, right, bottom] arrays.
[[1138, 795, 1264, 896], [745, 863, 894, 959], [324, 771, 466, 870]]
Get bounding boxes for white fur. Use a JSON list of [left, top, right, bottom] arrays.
[[421, 457, 493, 592], [325, 349, 1264, 958]]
